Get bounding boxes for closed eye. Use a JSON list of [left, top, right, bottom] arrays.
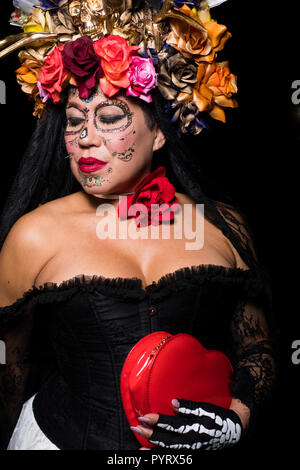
[[67, 117, 85, 127], [99, 114, 125, 124]]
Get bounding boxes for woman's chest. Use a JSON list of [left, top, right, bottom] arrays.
[[34, 214, 236, 288]]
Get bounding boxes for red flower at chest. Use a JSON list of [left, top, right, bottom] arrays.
[[118, 166, 180, 227]]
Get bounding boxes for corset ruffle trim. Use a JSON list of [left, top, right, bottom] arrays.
[[0, 264, 269, 326]]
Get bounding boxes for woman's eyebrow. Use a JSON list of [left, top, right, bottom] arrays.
[[94, 100, 130, 114], [66, 102, 88, 115]]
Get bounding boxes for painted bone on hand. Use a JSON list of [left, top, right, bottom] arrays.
[[148, 400, 243, 450]]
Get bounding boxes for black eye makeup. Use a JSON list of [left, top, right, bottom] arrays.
[[99, 114, 125, 124], [65, 103, 87, 135], [64, 99, 133, 137], [67, 117, 85, 127], [94, 100, 133, 133]]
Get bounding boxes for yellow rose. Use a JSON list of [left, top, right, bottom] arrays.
[[23, 8, 49, 33]]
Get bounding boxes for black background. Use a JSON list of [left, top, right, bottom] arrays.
[[0, 0, 298, 458]]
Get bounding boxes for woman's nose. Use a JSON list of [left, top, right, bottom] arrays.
[[79, 122, 104, 147]]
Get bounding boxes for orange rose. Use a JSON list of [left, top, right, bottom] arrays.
[[204, 21, 232, 53], [93, 35, 138, 97], [192, 61, 238, 122], [16, 53, 43, 95], [167, 5, 231, 63]]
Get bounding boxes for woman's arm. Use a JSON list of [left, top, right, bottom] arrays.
[[229, 398, 250, 432], [0, 209, 53, 306], [0, 210, 54, 448]]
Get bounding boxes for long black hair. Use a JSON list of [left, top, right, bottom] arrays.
[[0, 88, 258, 269]]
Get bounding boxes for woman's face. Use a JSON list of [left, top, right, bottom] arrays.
[[64, 87, 165, 196]]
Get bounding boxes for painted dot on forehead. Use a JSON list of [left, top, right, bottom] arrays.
[[70, 86, 77, 96], [79, 85, 104, 103], [68, 85, 109, 103]]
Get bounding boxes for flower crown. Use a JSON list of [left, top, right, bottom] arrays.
[[1, 0, 237, 135]]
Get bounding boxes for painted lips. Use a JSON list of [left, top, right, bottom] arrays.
[[78, 157, 108, 173]]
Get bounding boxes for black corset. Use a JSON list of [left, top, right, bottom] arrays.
[[0, 265, 274, 450]]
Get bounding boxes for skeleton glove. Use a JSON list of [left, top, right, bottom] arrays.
[[149, 400, 243, 450]]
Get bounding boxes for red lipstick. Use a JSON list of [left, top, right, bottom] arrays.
[[78, 157, 108, 173]]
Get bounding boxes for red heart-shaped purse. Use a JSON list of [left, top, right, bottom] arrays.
[[120, 331, 233, 448]]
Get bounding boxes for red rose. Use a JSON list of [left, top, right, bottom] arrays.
[[62, 36, 102, 100], [38, 44, 69, 103], [93, 35, 139, 97], [118, 167, 180, 227]]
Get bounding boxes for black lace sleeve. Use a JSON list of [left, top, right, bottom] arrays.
[[0, 295, 55, 449], [0, 303, 34, 449], [229, 300, 276, 412], [214, 201, 276, 414]]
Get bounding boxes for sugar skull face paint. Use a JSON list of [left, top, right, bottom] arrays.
[[93, 100, 133, 133], [82, 175, 106, 187], [64, 87, 166, 197], [112, 145, 135, 161], [80, 128, 88, 139]]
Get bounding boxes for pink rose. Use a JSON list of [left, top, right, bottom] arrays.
[[126, 57, 157, 103]]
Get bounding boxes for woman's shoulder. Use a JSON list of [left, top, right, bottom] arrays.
[[33, 191, 85, 215], [175, 191, 195, 205], [2, 193, 75, 241], [212, 200, 257, 270], [0, 196, 72, 307], [176, 194, 256, 270], [0, 192, 87, 308]]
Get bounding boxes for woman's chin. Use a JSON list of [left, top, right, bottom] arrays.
[[81, 183, 121, 198]]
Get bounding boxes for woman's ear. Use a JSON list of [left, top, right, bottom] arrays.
[[152, 127, 166, 152]]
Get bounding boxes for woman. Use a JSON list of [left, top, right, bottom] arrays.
[[0, 0, 275, 450]]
